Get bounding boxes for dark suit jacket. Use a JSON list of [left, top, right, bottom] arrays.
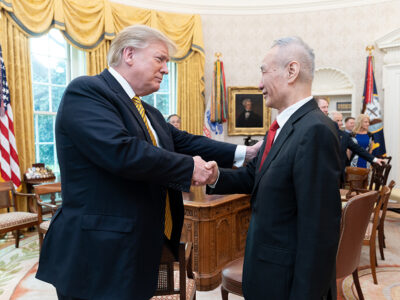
[[209, 99, 342, 300], [36, 69, 237, 300], [337, 129, 374, 183], [236, 110, 263, 127], [337, 125, 374, 168]]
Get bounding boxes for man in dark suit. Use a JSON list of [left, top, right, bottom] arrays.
[[207, 37, 342, 299], [36, 25, 260, 300], [236, 98, 263, 127], [329, 111, 383, 183]]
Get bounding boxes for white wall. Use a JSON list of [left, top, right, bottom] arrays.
[[201, 0, 400, 145]]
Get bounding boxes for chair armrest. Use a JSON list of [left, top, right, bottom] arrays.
[[15, 191, 35, 197], [37, 201, 58, 210]]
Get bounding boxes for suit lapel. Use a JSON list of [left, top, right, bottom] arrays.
[[100, 69, 156, 145], [253, 123, 294, 191], [145, 104, 174, 151], [253, 99, 318, 191]]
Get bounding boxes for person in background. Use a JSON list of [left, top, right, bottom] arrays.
[[330, 110, 344, 129], [208, 37, 341, 300], [344, 116, 355, 133], [329, 111, 383, 184], [35, 24, 261, 300], [350, 114, 375, 168], [316, 97, 329, 116], [167, 114, 181, 130]]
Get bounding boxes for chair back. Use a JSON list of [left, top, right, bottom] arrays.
[[371, 186, 391, 231], [34, 182, 62, 219], [153, 242, 194, 300], [379, 181, 395, 226], [0, 181, 15, 210], [34, 182, 61, 198], [336, 191, 378, 278], [345, 167, 370, 190], [369, 162, 392, 191]]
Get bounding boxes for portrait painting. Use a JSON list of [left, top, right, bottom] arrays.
[[228, 86, 271, 136]]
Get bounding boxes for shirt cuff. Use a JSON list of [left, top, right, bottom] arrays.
[[373, 157, 378, 163], [208, 169, 220, 188], [233, 145, 246, 167]]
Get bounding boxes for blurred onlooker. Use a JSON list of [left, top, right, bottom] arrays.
[[316, 97, 329, 116], [167, 114, 181, 130], [329, 111, 383, 183], [350, 114, 374, 168], [329, 111, 343, 129], [344, 116, 355, 133]]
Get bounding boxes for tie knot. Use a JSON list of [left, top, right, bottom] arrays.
[[270, 120, 279, 132], [132, 96, 141, 104]]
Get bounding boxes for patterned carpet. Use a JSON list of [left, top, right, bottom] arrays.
[[1, 211, 400, 300]]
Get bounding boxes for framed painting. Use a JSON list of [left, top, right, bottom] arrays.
[[228, 86, 271, 136]]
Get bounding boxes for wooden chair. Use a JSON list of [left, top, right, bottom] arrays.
[[363, 185, 390, 284], [0, 181, 38, 248], [221, 257, 243, 300], [151, 242, 196, 300], [344, 167, 370, 199], [34, 182, 62, 249], [377, 180, 396, 260], [336, 191, 378, 300], [369, 162, 392, 191]]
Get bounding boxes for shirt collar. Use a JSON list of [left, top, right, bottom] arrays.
[[276, 96, 313, 129], [108, 67, 137, 99]]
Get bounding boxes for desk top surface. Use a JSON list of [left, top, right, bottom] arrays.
[[183, 187, 250, 207]]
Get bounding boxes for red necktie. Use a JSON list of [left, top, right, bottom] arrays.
[[259, 120, 280, 170]]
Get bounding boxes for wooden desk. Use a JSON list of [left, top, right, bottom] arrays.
[[181, 187, 251, 291]]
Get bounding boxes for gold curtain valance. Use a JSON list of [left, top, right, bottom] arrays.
[[0, 0, 204, 60]]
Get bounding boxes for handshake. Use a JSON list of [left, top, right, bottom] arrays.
[[191, 156, 219, 186]]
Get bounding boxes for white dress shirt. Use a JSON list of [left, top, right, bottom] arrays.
[[274, 96, 314, 141]]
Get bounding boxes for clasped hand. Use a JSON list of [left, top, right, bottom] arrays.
[[192, 156, 219, 186]]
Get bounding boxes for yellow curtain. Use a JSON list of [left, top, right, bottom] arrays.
[[176, 52, 205, 135], [0, 0, 205, 186], [86, 41, 110, 76], [0, 11, 35, 210]]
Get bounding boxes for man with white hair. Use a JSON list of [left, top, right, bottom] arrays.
[[36, 25, 261, 300], [208, 37, 341, 299]]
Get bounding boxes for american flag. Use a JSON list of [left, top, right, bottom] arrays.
[[0, 45, 21, 189]]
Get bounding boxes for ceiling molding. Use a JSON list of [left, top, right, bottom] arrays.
[[111, 0, 393, 15]]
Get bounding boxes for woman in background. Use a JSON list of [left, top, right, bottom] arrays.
[[350, 114, 374, 168]]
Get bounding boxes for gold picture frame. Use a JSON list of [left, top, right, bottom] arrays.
[[228, 86, 271, 136]]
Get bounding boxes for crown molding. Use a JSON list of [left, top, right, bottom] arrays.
[[111, 0, 393, 15]]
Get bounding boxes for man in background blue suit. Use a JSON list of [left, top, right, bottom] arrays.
[[36, 25, 260, 300]]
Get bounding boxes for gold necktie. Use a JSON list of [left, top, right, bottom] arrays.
[[132, 97, 172, 239]]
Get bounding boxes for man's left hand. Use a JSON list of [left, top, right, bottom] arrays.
[[245, 140, 263, 162]]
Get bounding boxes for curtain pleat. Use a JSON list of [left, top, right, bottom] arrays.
[[86, 41, 110, 76], [177, 52, 205, 134]]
